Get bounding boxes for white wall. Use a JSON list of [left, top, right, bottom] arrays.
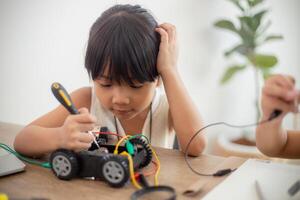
[[0, 0, 299, 151]]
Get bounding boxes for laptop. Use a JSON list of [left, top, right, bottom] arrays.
[[0, 148, 25, 177]]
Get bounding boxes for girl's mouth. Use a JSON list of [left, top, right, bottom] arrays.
[[113, 109, 133, 115]]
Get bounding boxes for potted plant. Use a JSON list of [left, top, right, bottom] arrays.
[[213, 0, 283, 155]]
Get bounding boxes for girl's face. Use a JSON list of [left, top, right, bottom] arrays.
[[94, 73, 158, 120]]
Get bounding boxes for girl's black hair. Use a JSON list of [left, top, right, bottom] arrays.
[[85, 4, 160, 85]]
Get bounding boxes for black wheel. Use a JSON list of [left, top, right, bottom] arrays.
[[50, 149, 78, 180], [129, 137, 152, 169], [102, 155, 129, 188]]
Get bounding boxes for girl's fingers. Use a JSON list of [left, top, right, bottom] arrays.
[[263, 96, 296, 114], [78, 107, 89, 114], [159, 23, 176, 43], [155, 27, 168, 44], [285, 74, 296, 85], [268, 74, 295, 90], [77, 123, 95, 132], [74, 142, 92, 151], [263, 84, 298, 102], [71, 113, 96, 124], [78, 132, 94, 143]]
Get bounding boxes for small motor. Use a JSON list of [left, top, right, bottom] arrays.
[[88, 126, 109, 151], [97, 127, 109, 145]]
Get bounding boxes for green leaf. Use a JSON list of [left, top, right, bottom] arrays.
[[238, 18, 255, 47], [253, 10, 268, 31], [264, 35, 283, 42], [214, 20, 238, 34], [257, 20, 271, 36], [225, 44, 248, 57], [239, 16, 254, 31], [247, 0, 263, 7], [220, 64, 247, 84], [238, 10, 266, 33], [250, 54, 278, 68], [228, 0, 245, 11]]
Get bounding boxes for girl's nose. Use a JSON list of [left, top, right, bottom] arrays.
[[112, 87, 130, 105]]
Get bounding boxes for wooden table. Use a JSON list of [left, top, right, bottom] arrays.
[[0, 122, 245, 199]]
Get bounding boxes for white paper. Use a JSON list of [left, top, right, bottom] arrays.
[[202, 159, 300, 200]]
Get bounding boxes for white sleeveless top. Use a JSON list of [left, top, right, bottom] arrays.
[[90, 86, 175, 149]]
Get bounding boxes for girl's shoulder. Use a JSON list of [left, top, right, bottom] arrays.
[[70, 86, 92, 111]]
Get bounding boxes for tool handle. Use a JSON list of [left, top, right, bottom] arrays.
[[51, 82, 79, 114]]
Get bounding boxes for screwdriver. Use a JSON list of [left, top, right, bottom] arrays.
[[51, 82, 100, 149], [51, 82, 79, 114]]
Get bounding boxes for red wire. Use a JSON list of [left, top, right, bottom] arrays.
[[134, 160, 158, 179], [143, 160, 158, 176], [92, 131, 123, 137]]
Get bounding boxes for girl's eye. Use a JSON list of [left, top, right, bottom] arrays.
[[99, 83, 112, 88], [130, 84, 143, 89]]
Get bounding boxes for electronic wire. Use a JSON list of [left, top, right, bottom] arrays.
[[0, 143, 51, 168], [121, 151, 142, 189], [138, 161, 158, 177], [93, 131, 121, 137], [149, 146, 160, 186], [114, 135, 131, 154], [111, 133, 160, 186], [184, 110, 282, 176]]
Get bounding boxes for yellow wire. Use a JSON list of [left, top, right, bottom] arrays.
[[149, 146, 160, 186], [114, 134, 160, 187], [120, 151, 142, 189], [114, 135, 130, 154]]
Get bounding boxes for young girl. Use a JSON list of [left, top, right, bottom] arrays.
[[14, 4, 206, 157], [256, 74, 300, 158]]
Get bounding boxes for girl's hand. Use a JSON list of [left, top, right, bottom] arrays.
[[261, 74, 299, 120], [155, 23, 179, 76], [58, 108, 96, 151]]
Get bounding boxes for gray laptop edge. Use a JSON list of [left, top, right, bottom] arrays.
[[0, 148, 26, 177]]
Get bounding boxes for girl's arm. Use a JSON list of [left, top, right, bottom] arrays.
[[256, 118, 300, 158], [156, 23, 206, 156], [13, 87, 95, 157], [256, 75, 300, 158]]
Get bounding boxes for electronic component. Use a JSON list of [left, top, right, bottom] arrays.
[[50, 82, 154, 188], [97, 127, 109, 144]]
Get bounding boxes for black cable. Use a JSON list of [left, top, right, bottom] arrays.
[[114, 116, 121, 141], [184, 109, 282, 176]]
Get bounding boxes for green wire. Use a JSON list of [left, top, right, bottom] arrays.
[[0, 143, 51, 169], [128, 134, 150, 143], [124, 134, 151, 154]]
